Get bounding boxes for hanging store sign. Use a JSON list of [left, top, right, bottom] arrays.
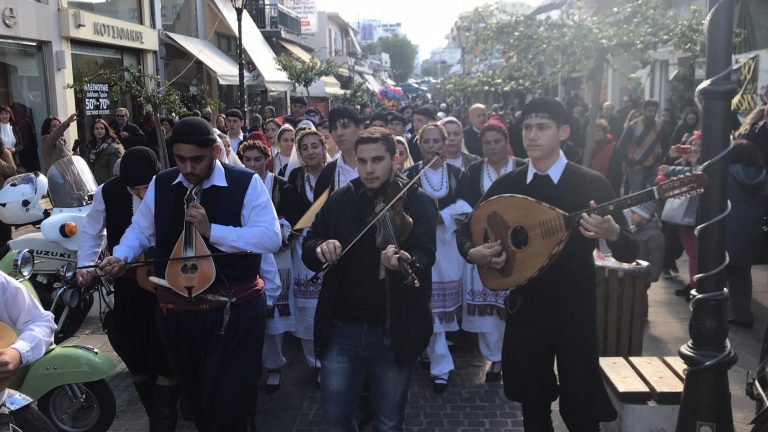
[[84, 83, 112, 116]]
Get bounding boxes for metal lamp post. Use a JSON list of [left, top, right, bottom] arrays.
[[676, 0, 738, 430], [231, 0, 247, 112]]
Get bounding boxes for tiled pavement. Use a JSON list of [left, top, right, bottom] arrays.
[[61, 262, 767, 431]]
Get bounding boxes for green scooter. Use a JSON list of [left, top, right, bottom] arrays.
[[1, 251, 117, 432]]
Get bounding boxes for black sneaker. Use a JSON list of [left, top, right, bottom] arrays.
[[485, 361, 502, 383], [433, 376, 448, 393], [674, 284, 691, 297]]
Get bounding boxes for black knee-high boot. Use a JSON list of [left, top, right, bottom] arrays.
[[133, 379, 155, 418], [150, 384, 178, 432]]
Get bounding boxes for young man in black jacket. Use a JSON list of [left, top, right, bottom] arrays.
[[456, 97, 638, 431], [303, 127, 437, 431]]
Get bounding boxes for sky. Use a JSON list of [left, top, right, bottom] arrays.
[[316, 0, 541, 60]]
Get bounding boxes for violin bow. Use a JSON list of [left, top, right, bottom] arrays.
[[309, 153, 442, 282], [77, 251, 256, 270]]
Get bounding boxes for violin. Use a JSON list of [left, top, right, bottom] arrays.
[[370, 179, 419, 288], [308, 154, 441, 285], [164, 185, 216, 298]]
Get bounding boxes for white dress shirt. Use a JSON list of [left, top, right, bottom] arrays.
[[335, 154, 359, 190], [526, 150, 568, 185], [77, 185, 143, 268], [229, 132, 245, 155], [113, 161, 281, 263], [0, 272, 55, 365]]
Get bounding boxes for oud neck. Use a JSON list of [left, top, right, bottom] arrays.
[[563, 187, 658, 229]]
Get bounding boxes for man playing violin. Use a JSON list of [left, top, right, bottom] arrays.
[[100, 116, 281, 432], [456, 97, 638, 432], [302, 127, 437, 431], [76, 147, 178, 431]]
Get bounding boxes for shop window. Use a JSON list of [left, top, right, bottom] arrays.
[[0, 40, 50, 172], [68, 0, 143, 25], [161, 0, 198, 36]]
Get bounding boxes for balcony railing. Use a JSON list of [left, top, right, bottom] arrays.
[[250, 3, 301, 35]]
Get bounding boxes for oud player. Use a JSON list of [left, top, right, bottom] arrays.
[[76, 147, 178, 431], [456, 97, 638, 431], [302, 128, 437, 431], [100, 116, 281, 432]]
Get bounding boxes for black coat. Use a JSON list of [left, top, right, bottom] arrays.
[[302, 177, 437, 367], [455, 162, 638, 422], [726, 164, 768, 265], [463, 126, 482, 157], [111, 121, 146, 150]]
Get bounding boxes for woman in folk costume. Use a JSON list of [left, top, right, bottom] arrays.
[[462, 117, 527, 383], [404, 122, 472, 393], [285, 129, 328, 379], [239, 139, 294, 393]]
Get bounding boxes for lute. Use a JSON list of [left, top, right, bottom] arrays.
[[0, 323, 18, 389], [469, 172, 708, 291], [162, 185, 216, 298]]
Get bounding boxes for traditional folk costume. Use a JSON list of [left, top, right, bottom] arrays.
[[457, 152, 638, 429], [78, 148, 178, 431], [261, 172, 296, 378], [405, 161, 472, 384], [285, 166, 327, 367], [112, 118, 281, 432], [462, 157, 525, 370]]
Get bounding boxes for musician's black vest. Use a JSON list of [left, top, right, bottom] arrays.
[[101, 177, 133, 253], [153, 165, 261, 283]]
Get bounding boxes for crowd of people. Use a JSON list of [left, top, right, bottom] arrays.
[[0, 89, 757, 432]]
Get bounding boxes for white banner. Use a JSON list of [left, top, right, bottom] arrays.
[[286, 0, 316, 34]]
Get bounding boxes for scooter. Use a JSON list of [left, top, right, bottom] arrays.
[[1, 253, 117, 432], [0, 156, 113, 343]]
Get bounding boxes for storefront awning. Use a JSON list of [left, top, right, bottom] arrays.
[[293, 76, 344, 98], [212, 0, 292, 91], [277, 40, 343, 97], [277, 40, 313, 63], [357, 73, 380, 92], [165, 32, 257, 85]]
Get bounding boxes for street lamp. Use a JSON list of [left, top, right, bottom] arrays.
[[456, 23, 469, 76], [231, 0, 248, 112]]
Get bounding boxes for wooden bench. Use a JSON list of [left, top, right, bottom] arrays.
[[600, 356, 685, 432]]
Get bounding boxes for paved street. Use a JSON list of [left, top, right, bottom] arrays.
[[55, 250, 767, 431]]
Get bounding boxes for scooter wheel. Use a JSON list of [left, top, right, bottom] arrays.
[[9, 404, 57, 432], [37, 380, 116, 432]]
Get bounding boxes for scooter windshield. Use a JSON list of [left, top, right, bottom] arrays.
[[47, 156, 98, 208]]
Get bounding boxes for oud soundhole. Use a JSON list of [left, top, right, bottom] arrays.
[[181, 263, 199, 275], [509, 225, 529, 251]]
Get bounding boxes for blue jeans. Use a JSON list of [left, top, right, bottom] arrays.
[[320, 321, 414, 432]]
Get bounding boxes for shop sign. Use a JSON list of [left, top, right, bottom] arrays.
[[285, 0, 316, 34], [92, 22, 145, 44], [84, 83, 111, 115]]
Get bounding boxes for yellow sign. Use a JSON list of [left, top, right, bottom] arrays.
[[732, 55, 758, 116]]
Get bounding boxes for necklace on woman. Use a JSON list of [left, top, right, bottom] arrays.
[[422, 161, 446, 193], [305, 172, 316, 193], [484, 159, 510, 184]]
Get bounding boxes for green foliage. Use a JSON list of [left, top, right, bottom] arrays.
[[65, 66, 221, 117], [335, 81, 374, 107], [376, 35, 418, 83], [460, 0, 704, 98], [274, 55, 340, 99]]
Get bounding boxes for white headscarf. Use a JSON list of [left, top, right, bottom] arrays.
[[285, 122, 316, 179]]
